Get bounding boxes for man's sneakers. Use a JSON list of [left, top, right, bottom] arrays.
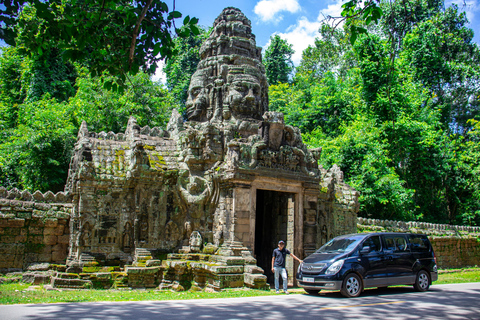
[[275, 290, 289, 294]]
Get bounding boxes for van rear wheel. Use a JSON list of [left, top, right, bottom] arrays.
[[340, 273, 362, 298], [414, 270, 430, 292]]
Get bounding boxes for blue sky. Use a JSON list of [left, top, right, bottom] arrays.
[[152, 0, 480, 81], [153, 0, 480, 81], [2, 1, 478, 80]]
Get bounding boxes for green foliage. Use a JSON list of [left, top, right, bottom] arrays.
[[0, 95, 76, 192], [4, 0, 199, 88], [273, 0, 480, 225], [0, 46, 175, 192], [263, 35, 295, 85], [164, 26, 208, 107], [70, 67, 176, 133]]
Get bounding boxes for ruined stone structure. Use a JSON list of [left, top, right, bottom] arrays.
[[0, 8, 359, 290]]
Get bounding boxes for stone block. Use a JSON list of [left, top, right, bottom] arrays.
[[235, 224, 250, 234], [54, 225, 65, 236], [244, 265, 263, 274], [4, 227, 21, 236], [15, 235, 27, 243], [44, 227, 57, 235], [28, 235, 44, 244], [145, 260, 162, 267], [27, 262, 51, 271], [209, 274, 244, 289], [44, 219, 58, 228], [125, 267, 161, 275], [28, 226, 44, 235], [208, 265, 244, 274], [43, 235, 58, 245], [57, 235, 70, 244], [38, 253, 52, 262], [51, 277, 92, 289], [0, 235, 15, 243], [8, 219, 25, 228], [244, 273, 267, 289], [3, 254, 15, 262], [52, 250, 67, 262]]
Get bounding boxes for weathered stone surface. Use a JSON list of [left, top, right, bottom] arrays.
[[0, 7, 363, 291], [51, 277, 92, 289], [244, 273, 267, 289]]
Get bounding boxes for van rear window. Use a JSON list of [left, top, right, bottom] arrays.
[[408, 235, 431, 252]]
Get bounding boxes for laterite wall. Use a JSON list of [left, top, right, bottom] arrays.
[[358, 218, 480, 269], [0, 188, 71, 272]]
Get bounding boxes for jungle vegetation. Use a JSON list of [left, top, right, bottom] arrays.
[[0, 0, 478, 226]]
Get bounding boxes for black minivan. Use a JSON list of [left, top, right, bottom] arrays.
[[297, 232, 438, 298]]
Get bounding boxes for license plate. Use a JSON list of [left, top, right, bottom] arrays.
[[303, 277, 315, 283]]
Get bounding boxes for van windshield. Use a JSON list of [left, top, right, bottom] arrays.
[[315, 236, 364, 254]]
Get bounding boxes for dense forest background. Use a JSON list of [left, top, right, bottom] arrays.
[[0, 0, 479, 226]]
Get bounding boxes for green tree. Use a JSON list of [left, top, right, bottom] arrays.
[[263, 35, 294, 85], [0, 44, 176, 192], [3, 0, 200, 87], [164, 26, 208, 107]]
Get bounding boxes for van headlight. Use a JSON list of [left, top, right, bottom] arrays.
[[297, 262, 303, 273], [325, 260, 344, 275]]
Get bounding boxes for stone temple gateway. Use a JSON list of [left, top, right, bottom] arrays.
[[59, 7, 359, 289]]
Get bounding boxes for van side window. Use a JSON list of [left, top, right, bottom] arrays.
[[408, 235, 431, 252], [362, 236, 382, 252], [384, 235, 409, 252]]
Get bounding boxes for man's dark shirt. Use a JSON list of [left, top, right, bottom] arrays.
[[273, 247, 290, 268]]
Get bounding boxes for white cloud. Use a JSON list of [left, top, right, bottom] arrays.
[[276, 17, 322, 65], [152, 60, 167, 84], [446, 0, 479, 23], [254, 0, 301, 22], [319, 0, 344, 19], [275, 0, 347, 66]]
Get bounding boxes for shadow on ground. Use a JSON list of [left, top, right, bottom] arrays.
[[20, 284, 480, 320]]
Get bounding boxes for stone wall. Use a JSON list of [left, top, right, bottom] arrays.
[[357, 217, 480, 269], [0, 187, 71, 272]]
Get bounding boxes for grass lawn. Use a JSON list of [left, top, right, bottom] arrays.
[[0, 268, 478, 305]]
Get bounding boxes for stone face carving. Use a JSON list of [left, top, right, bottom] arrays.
[[185, 7, 268, 123]]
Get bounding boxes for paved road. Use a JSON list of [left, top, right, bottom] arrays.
[[1, 282, 479, 320]]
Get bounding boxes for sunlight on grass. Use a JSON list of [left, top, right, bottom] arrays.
[[0, 268, 478, 305]]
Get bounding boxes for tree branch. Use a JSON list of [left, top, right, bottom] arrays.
[[128, 0, 153, 70]]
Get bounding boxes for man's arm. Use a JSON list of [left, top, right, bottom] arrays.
[[271, 256, 275, 272], [290, 253, 303, 264]]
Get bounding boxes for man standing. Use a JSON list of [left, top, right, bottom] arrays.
[[271, 240, 303, 294]]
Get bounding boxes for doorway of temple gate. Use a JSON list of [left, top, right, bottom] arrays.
[[254, 189, 295, 286]]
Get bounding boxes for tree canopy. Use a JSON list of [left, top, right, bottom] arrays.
[[270, 1, 480, 225], [1, 0, 200, 88], [263, 35, 295, 85]]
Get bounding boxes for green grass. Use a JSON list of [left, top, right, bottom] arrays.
[[435, 268, 480, 285], [0, 268, 478, 305], [0, 284, 281, 305]]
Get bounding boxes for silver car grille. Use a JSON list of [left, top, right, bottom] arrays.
[[301, 263, 327, 274]]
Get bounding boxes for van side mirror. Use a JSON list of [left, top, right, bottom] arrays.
[[360, 246, 371, 254]]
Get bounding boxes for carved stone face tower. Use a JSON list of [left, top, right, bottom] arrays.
[[62, 7, 359, 290], [186, 7, 268, 122]]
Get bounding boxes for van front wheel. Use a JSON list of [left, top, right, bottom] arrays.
[[340, 273, 362, 298], [414, 270, 430, 292]]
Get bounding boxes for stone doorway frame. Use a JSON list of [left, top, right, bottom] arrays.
[[232, 176, 305, 286]]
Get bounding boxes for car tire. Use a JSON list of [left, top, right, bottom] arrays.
[[340, 273, 363, 298], [304, 289, 320, 295], [413, 270, 430, 292]]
